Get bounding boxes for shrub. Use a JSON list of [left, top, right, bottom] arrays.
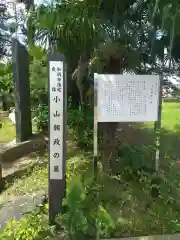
[[56, 176, 89, 239], [33, 104, 48, 131], [68, 97, 93, 150], [29, 46, 48, 108], [0, 205, 55, 240], [0, 62, 14, 111], [117, 144, 155, 174], [56, 175, 115, 239]]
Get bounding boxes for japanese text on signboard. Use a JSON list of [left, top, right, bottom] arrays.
[[96, 74, 160, 122], [49, 61, 63, 179]]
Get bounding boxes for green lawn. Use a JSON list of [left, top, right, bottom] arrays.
[[162, 102, 180, 131], [0, 118, 16, 143], [0, 117, 38, 144]]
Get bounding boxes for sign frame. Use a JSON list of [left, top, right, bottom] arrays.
[[96, 74, 160, 123], [93, 73, 163, 174], [48, 53, 67, 223]]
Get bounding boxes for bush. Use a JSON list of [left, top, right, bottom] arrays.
[[0, 62, 14, 111], [0, 205, 55, 240], [117, 144, 155, 173], [56, 175, 115, 239], [68, 97, 93, 150], [0, 91, 14, 111], [29, 46, 48, 108], [33, 104, 48, 131], [32, 94, 93, 147], [30, 58, 48, 107]]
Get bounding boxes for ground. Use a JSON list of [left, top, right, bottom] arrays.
[[0, 101, 180, 238]]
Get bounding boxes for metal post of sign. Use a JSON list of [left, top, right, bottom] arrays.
[[93, 74, 98, 177], [154, 74, 163, 173], [48, 53, 67, 223], [93, 74, 100, 240]]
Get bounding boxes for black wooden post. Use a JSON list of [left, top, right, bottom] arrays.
[[12, 38, 32, 142], [48, 53, 67, 223]]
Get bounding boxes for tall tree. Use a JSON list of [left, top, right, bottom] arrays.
[[17, 0, 35, 46], [0, 1, 10, 58], [28, 0, 180, 170]]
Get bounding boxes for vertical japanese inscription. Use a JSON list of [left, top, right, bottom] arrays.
[[97, 75, 160, 122], [49, 61, 63, 179]]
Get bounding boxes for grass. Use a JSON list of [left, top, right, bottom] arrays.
[[0, 117, 38, 144], [145, 102, 180, 197], [0, 138, 84, 200], [0, 145, 180, 238], [2, 160, 48, 198], [1, 155, 180, 238], [98, 171, 180, 237], [0, 118, 15, 143], [161, 102, 180, 131], [0, 101, 180, 238]]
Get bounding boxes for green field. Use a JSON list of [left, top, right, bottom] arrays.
[[162, 102, 180, 132], [0, 118, 15, 144], [0, 117, 37, 144]]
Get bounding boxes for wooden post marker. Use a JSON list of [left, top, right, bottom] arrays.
[[48, 53, 67, 223]]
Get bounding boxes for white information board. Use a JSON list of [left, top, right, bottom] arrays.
[[96, 74, 160, 122], [49, 61, 63, 179]]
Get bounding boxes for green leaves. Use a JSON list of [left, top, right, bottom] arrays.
[[28, 45, 46, 60], [29, 52, 48, 107], [58, 175, 88, 239], [96, 205, 115, 238], [58, 174, 115, 239], [33, 104, 48, 130], [0, 208, 55, 240], [27, 0, 180, 77]]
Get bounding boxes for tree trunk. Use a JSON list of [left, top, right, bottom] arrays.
[[99, 56, 121, 172], [99, 122, 118, 172], [25, 0, 35, 47]]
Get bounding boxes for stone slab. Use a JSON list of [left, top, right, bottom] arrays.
[[0, 134, 46, 163], [0, 190, 47, 229], [0, 111, 9, 117]]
